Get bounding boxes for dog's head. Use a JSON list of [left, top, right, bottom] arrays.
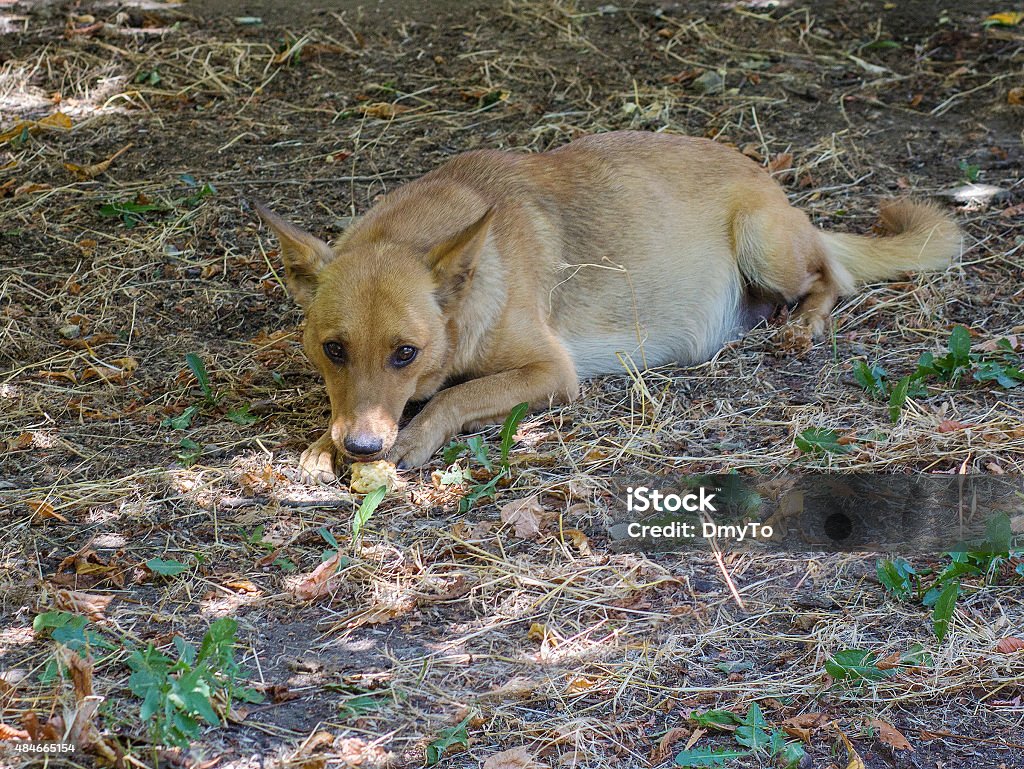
[[255, 203, 492, 461]]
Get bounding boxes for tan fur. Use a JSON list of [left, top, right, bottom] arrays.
[[256, 131, 961, 480]]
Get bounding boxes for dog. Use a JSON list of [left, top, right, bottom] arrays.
[[255, 131, 960, 482]]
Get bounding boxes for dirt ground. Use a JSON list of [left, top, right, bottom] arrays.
[[1, 0, 1023, 767]]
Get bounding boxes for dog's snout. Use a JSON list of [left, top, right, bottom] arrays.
[[343, 433, 385, 457]]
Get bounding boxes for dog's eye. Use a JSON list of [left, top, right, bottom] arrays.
[[390, 345, 418, 368], [322, 341, 346, 363]]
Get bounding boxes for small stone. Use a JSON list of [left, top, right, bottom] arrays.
[[692, 69, 726, 94], [59, 324, 80, 339]]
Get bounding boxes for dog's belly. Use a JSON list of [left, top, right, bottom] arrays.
[[555, 266, 746, 378]]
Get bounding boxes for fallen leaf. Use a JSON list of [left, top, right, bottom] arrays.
[[563, 676, 597, 694], [984, 11, 1024, 26], [357, 102, 413, 119], [7, 432, 33, 451], [288, 552, 343, 601], [13, 182, 52, 197], [869, 718, 913, 751], [482, 746, 543, 769], [500, 495, 548, 539], [1009, 88, 1024, 106], [768, 152, 793, 173], [1001, 202, 1024, 217], [26, 500, 66, 522], [560, 528, 591, 555], [0, 112, 72, 144], [834, 722, 865, 769], [0, 722, 31, 740], [478, 677, 537, 701], [975, 334, 1022, 352], [63, 144, 132, 180], [650, 726, 691, 762], [56, 645, 93, 700], [937, 419, 973, 433], [527, 622, 549, 643], [53, 590, 114, 621], [995, 637, 1024, 653]]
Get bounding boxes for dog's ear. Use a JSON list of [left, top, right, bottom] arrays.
[[255, 202, 334, 309], [427, 207, 494, 305]]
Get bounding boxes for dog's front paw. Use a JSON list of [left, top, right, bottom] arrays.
[[388, 427, 442, 470], [298, 432, 338, 484]]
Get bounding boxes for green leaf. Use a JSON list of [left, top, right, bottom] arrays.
[[876, 557, 915, 597], [457, 475, 500, 513], [689, 709, 742, 729], [853, 360, 887, 397], [973, 360, 1023, 388], [888, 376, 910, 422], [735, 702, 770, 750], [825, 649, 891, 681], [177, 437, 203, 466], [947, 325, 972, 363], [319, 527, 339, 550], [673, 746, 748, 766], [795, 427, 850, 455], [148, 557, 188, 576], [899, 643, 933, 667], [774, 738, 806, 768], [164, 405, 200, 430], [932, 579, 959, 641], [352, 485, 386, 540], [226, 405, 259, 425], [424, 712, 472, 765], [185, 352, 214, 401], [442, 440, 470, 465], [499, 402, 530, 466]]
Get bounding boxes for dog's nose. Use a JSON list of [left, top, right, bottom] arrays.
[[344, 433, 384, 457]]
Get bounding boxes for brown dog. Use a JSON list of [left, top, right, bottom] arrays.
[[256, 131, 960, 481]]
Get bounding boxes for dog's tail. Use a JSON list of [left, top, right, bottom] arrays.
[[821, 199, 961, 285]]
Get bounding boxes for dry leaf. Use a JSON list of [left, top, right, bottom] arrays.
[[26, 500, 66, 522], [937, 419, 973, 433], [54, 590, 114, 621], [482, 746, 542, 769], [563, 676, 596, 694], [650, 727, 691, 762], [357, 102, 413, 119], [768, 152, 793, 173], [975, 334, 1022, 352], [560, 528, 591, 555], [64, 144, 132, 180], [288, 552, 343, 601], [527, 622, 548, 643], [985, 11, 1024, 26], [478, 677, 537, 701], [34, 369, 77, 383], [1009, 87, 1024, 106], [834, 723, 866, 769], [869, 718, 913, 751], [7, 432, 33, 451], [995, 636, 1024, 653], [500, 495, 548, 539], [57, 645, 93, 700], [0, 112, 72, 144], [0, 722, 31, 740]]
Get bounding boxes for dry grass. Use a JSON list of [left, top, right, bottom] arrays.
[[1, 0, 1022, 767]]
